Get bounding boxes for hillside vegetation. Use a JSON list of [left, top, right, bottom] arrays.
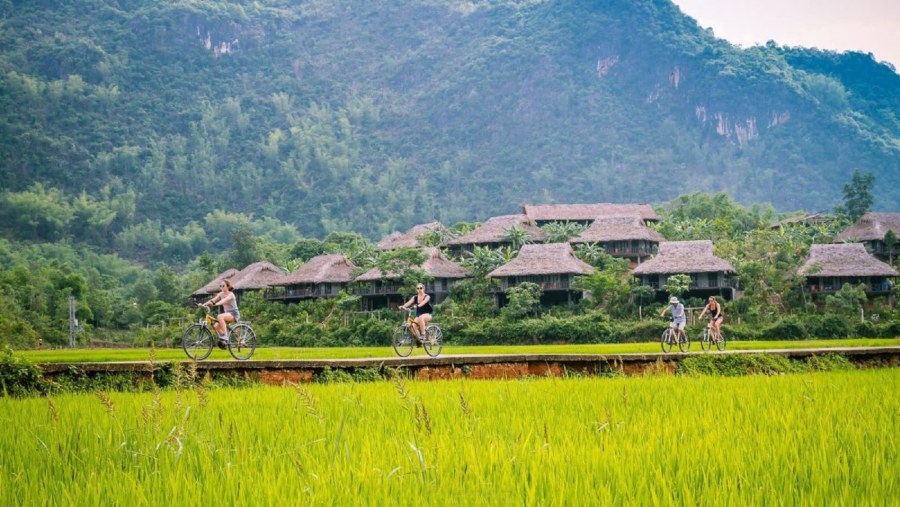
[[1, 0, 898, 244]]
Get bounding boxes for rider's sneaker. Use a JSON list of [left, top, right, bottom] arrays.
[[217, 336, 228, 349]]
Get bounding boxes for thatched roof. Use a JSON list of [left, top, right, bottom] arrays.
[[191, 268, 239, 296], [231, 261, 286, 290], [376, 221, 446, 250], [486, 243, 595, 278], [570, 215, 666, 243], [769, 212, 832, 229], [799, 243, 899, 277], [632, 241, 736, 275], [272, 255, 356, 286], [834, 212, 900, 242], [355, 247, 470, 281], [445, 214, 547, 246], [522, 203, 660, 222]]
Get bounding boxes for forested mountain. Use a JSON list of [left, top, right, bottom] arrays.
[[1, 0, 898, 246]]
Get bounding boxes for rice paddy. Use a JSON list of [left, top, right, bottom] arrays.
[[1, 368, 896, 505]]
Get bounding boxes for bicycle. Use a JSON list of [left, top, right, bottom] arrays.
[[392, 307, 442, 357], [182, 307, 257, 361], [661, 318, 690, 353], [700, 317, 727, 352]]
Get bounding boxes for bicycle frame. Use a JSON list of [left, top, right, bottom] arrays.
[[401, 308, 421, 338], [706, 319, 722, 340]]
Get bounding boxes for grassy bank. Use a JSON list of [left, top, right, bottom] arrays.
[[17, 338, 900, 363]]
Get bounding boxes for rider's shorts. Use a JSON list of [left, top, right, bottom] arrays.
[[671, 320, 686, 330]]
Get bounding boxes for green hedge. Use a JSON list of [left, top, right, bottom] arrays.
[[453, 313, 613, 345]]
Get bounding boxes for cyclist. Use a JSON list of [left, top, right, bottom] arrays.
[[399, 283, 432, 339], [660, 296, 686, 344], [200, 279, 240, 346], [698, 296, 724, 341]]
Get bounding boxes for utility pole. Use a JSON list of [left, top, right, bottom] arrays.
[[68, 296, 77, 348]]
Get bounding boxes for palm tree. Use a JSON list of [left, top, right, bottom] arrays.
[[501, 226, 531, 251], [463, 245, 505, 278], [541, 221, 586, 243], [573, 242, 605, 266]]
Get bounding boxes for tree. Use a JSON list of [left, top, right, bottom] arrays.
[[834, 170, 874, 222], [631, 285, 655, 317], [230, 225, 262, 268], [154, 266, 182, 304], [502, 282, 542, 320], [374, 248, 429, 296], [884, 230, 897, 265], [825, 283, 867, 315], [462, 246, 506, 278], [541, 221, 586, 243], [290, 238, 326, 262], [501, 226, 531, 251], [664, 274, 692, 300]]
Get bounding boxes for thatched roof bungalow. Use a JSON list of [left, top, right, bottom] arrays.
[[376, 222, 447, 250], [833, 212, 900, 260], [486, 243, 594, 306], [444, 214, 546, 255], [230, 261, 286, 292], [569, 215, 665, 263], [799, 243, 898, 295], [190, 268, 239, 304], [522, 203, 660, 226], [632, 241, 738, 301], [769, 212, 832, 229], [266, 255, 357, 301], [354, 248, 471, 310]]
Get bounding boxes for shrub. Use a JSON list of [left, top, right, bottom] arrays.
[[609, 320, 667, 342], [0, 347, 48, 396], [807, 314, 853, 339], [313, 366, 354, 384], [762, 316, 808, 340], [719, 323, 760, 341], [875, 319, 900, 338], [502, 282, 543, 320], [854, 320, 878, 338], [454, 313, 611, 345]]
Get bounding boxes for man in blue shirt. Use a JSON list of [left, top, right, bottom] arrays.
[[660, 296, 687, 345]]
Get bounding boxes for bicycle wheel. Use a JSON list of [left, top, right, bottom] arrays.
[[423, 325, 443, 357], [392, 325, 414, 357], [715, 331, 727, 351], [182, 324, 214, 361], [700, 328, 711, 352], [660, 328, 673, 353], [678, 331, 690, 353], [228, 323, 257, 361]]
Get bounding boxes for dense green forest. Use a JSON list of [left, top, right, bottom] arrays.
[[1, 0, 898, 243], [1, 1, 899, 348]]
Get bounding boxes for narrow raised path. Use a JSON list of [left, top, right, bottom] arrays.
[[38, 346, 900, 383]]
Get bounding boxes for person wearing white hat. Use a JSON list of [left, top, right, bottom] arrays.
[[660, 296, 687, 345]]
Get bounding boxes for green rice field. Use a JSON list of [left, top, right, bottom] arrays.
[[18, 337, 900, 363], [1, 369, 897, 505]]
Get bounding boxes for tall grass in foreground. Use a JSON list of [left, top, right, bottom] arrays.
[[1, 370, 897, 506]]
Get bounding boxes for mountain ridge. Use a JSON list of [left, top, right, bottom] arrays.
[[0, 0, 897, 245]]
